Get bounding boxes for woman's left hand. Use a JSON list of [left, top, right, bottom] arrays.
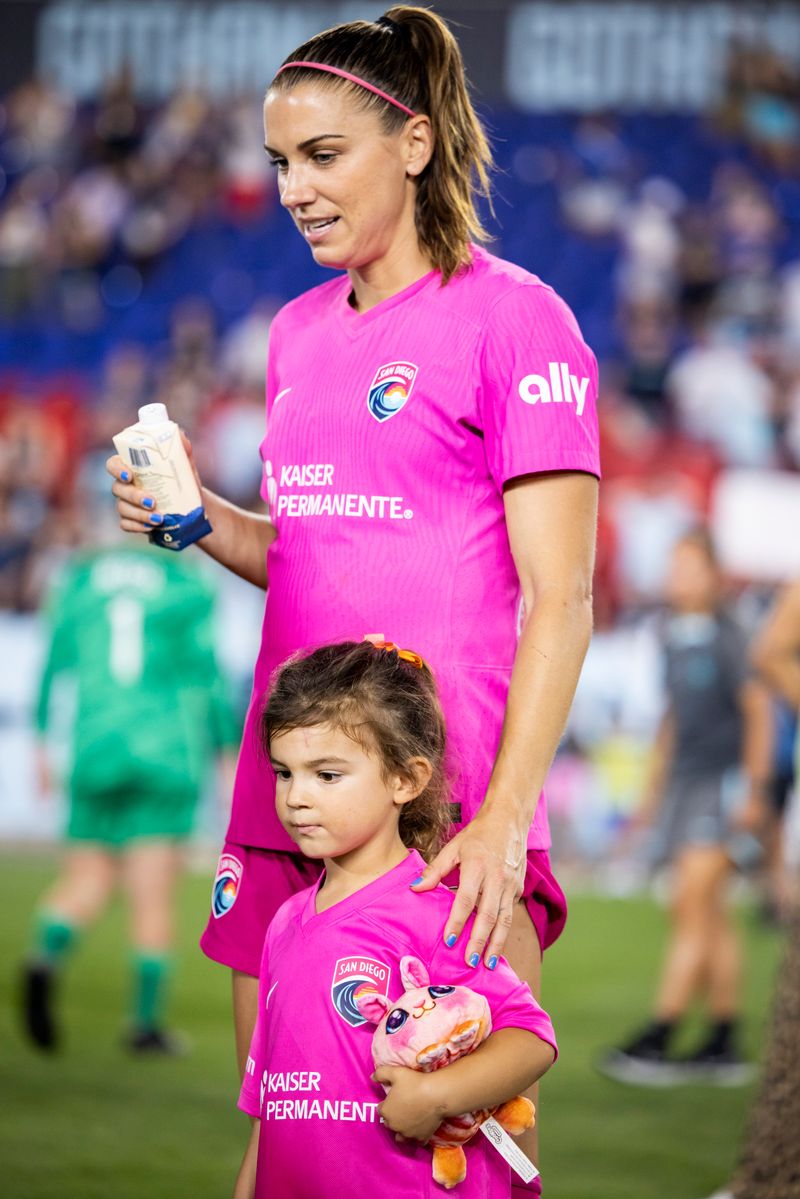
[[410, 809, 528, 968], [372, 1066, 444, 1143]]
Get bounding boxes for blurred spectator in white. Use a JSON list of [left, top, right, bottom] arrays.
[[0, 188, 48, 315], [667, 331, 776, 467], [1, 80, 76, 172], [617, 178, 683, 305], [221, 98, 274, 221], [218, 298, 279, 390], [559, 114, 633, 238]]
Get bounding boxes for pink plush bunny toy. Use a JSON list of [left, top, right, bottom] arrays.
[[355, 956, 535, 1190]]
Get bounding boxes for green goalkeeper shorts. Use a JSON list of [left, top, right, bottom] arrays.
[[67, 786, 199, 847]]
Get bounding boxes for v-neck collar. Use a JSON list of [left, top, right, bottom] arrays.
[[300, 848, 426, 932], [334, 268, 440, 339]]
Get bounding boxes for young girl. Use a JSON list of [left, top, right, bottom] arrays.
[[234, 640, 557, 1199], [599, 529, 771, 1086]]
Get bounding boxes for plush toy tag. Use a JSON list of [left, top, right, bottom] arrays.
[[479, 1118, 540, 1183]]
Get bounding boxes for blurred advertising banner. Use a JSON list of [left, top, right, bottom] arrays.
[[2, 0, 799, 108], [712, 470, 800, 583], [506, 2, 800, 110]]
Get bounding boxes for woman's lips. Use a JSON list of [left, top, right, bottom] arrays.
[[302, 216, 339, 243]]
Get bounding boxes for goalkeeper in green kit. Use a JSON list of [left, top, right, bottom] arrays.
[[20, 540, 239, 1053]]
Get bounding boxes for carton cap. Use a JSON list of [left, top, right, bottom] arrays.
[[138, 403, 169, 425]]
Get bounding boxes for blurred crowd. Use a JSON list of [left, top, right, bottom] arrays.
[[1, 48, 799, 876], [2, 47, 800, 622], [0, 71, 280, 611]]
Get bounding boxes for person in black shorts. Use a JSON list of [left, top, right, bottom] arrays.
[[598, 528, 772, 1086]]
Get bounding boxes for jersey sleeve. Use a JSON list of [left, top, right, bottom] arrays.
[[238, 931, 273, 1119], [428, 914, 557, 1059], [477, 283, 600, 489]]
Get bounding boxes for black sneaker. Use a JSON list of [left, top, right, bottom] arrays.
[[123, 1027, 189, 1056], [21, 962, 58, 1051], [596, 1035, 685, 1087], [673, 1047, 755, 1087]]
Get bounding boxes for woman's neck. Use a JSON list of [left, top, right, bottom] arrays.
[[347, 231, 434, 314], [315, 834, 410, 913]]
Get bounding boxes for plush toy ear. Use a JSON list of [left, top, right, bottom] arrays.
[[400, 956, 430, 991], [355, 991, 393, 1025]]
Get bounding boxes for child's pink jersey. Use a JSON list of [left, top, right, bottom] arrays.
[[226, 246, 600, 853], [239, 850, 557, 1199]]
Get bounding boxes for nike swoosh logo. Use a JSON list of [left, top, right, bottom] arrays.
[[266, 980, 278, 1009], [274, 387, 292, 405]]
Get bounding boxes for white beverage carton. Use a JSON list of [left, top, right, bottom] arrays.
[[112, 403, 212, 550]]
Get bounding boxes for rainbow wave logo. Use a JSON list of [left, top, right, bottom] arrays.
[[367, 361, 418, 422], [331, 956, 392, 1027], [212, 852, 243, 919]]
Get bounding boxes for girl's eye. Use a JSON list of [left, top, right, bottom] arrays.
[[274, 769, 291, 781], [428, 986, 456, 998], [385, 1008, 409, 1034], [318, 771, 341, 783], [312, 152, 337, 165], [268, 158, 287, 173]]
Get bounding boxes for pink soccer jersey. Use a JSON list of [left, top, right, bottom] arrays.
[[238, 850, 557, 1199], [226, 246, 600, 853]]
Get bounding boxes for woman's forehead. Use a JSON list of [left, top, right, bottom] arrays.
[[264, 81, 377, 138]]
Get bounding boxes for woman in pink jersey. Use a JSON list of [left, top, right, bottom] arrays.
[[235, 639, 556, 1199], [108, 8, 598, 1190]]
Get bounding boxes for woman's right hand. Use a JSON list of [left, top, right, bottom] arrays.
[[105, 454, 166, 533], [105, 432, 202, 534]]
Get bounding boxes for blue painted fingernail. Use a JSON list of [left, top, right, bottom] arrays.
[[469, 953, 480, 968], [121, 469, 131, 482], [149, 513, 163, 525], [445, 934, 458, 948], [142, 497, 154, 510], [409, 876, 424, 886], [488, 955, 498, 971]]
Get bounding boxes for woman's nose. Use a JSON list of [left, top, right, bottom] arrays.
[[279, 164, 315, 210]]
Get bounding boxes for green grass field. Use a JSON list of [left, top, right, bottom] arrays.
[[0, 852, 785, 1199]]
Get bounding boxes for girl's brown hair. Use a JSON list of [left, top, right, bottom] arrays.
[[261, 641, 450, 861], [269, 6, 493, 283]]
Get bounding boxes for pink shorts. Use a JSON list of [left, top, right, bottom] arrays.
[[199, 842, 322, 976], [200, 843, 567, 978]]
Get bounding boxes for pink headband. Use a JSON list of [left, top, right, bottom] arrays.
[[275, 62, 416, 118]]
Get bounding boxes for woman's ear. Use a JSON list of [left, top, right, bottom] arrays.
[[393, 756, 434, 805], [404, 114, 434, 178]]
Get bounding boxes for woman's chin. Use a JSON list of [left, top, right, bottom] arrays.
[[310, 244, 351, 270]]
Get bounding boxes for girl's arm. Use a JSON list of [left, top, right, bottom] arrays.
[[752, 581, 800, 709], [733, 678, 774, 833], [414, 471, 597, 965], [106, 434, 275, 590], [232, 1119, 260, 1199], [374, 1027, 555, 1144]]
